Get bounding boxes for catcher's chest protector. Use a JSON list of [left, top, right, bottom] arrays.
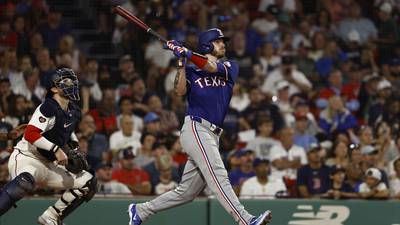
[[37, 98, 81, 161]]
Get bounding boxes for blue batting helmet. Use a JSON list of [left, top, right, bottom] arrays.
[[47, 68, 80, 101], [197, 28, 230, 54]]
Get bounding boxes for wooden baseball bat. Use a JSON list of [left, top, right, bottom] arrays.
[[114, 5, 167, 43]]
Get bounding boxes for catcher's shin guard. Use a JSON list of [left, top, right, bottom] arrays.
[[51, 173, 96, 220], [0, 172, 35, 216]]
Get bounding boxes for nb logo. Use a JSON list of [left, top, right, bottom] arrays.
[[288, 205, 350, 225]]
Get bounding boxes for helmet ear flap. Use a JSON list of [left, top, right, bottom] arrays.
[[201, 42, 214, 54]]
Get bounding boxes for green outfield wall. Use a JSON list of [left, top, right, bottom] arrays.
[[1, 197, 399, 225]]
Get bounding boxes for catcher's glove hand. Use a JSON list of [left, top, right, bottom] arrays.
[[62, 141, 89, 174]]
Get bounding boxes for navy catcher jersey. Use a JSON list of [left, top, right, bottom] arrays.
[[185, 60, 238, 127], [29, 98, 80, 161]]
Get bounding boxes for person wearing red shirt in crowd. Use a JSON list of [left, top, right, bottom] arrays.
[[0, 17, 17, 52], [112, 146, 151, 195], [316, 69, 360, 113], [89, 88, 117, 136]]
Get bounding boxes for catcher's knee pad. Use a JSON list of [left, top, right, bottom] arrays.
[[0, 172, 35, 216], [57, 176, 97, 220], [82, 176, 97, 202]]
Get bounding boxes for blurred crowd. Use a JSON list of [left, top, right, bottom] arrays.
[[0, 0, 400, 200]]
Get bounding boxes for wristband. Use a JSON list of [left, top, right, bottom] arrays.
[[188, 52, 208, 69]]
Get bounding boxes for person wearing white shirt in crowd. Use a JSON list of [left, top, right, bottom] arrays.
[[240, 158, 287, 199], [230, 83, 250, 112], [272, 80, 292, 117], [389, 158, 400, 198], [358, 167, 389, 199], [246, 117, 279, 160], [145, 26, 174, 70], [261, 55, 312, 96], [269, 127, 308, 180], [252, 5, 279, 37], [12, 68, 45, 102], [96, 163, 132, 195], [109, 114, 141, 154], [116, 96, 144, 133]]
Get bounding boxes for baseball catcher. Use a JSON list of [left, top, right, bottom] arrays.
[[0, 68, 96, 225]]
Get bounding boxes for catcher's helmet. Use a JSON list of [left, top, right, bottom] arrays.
[[48, 68, 80, 101], [197, 28, 230, 54]]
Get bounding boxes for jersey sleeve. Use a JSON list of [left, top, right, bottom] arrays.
[[24, 102, 58, 152], [215, 60, 239, 81], [28, 102, 56, 131]]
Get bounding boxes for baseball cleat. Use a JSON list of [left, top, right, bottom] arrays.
[[128, 203, 142, 225], [250, 210, 272, 225], [38, 213, 63, 225]]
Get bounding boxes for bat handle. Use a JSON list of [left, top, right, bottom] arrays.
[[148, 29, 167, 43]]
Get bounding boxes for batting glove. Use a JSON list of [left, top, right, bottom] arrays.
[[165, 40, 192, 58]]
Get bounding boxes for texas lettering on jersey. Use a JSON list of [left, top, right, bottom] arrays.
[[194, 76, 226, 88], [185, 60, 239, 127]]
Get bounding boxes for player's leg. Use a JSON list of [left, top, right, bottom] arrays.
[[0, 150, 45, 216], [134, 158, 206, 223], [38, 164, 96, 225], [184, 121, 257, 225]]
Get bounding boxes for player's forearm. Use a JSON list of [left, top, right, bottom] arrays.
[[24, 125, 60, 153], [174, 67, 187, 96]]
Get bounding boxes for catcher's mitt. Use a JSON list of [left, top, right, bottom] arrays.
[[62, 141, 89, 174]]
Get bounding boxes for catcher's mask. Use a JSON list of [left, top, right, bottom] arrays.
[[50, 68, 80, 101]]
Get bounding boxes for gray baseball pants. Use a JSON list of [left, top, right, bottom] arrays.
[[136, 116, 254, 225]]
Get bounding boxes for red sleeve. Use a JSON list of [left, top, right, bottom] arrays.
[[24, 125, 43, 144]]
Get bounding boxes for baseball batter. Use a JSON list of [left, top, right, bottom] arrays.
[[0, 68, 96, 225], [128, 28, 271, 225]]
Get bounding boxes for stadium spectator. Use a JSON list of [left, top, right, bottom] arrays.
[[319, 95, 358, 136], [226, 31, 255, 81], [261, 55, 312, 96], [56, 35, 82, 73], [143, 112, 162, 136], [389, 158, 400, 198], [239, 87, 284, 132], [337, 3, 377, 45], [254, 42, 281, 80], [134, 133, 157, 168], [228, 148, 255, 195], [114, 54, 139, 87], [146, 94, 179, 133], [270, 127, 307, 181], [109, 114, 141, 155], [116, 96, 143, 132], [297, 145, 330, 198], [273, 80, 291, 117], [358, 167, 389, 199], [39, 6, 70, 55], [112, 147, 151, 195], [252, 5, 279, 37], [246, 117, 279, 160], [12, 68, 45, 105], [154, 153, 178, 195], [3, 94, 32, 128], [96, 163, 131, 195], [143, 142, 180, 194], [293, 113, 318, 152], [130, 77, 149, 117], [0, 16, 17, 52], [0, 77, 14, 115], [360, 145, 389, 185], [325, 140, 350, 168], [0, 151, 10, 187], [240, 158, 287, 199], [78, 114, 109, 170], [88, 88, 118, 136], [35, 47, 55, 87], [230, 83, 250, 113], [325, 165, 357, 199], [375, 121, 398, 166], [368, 79, 392, 126], [375, 2, 399, 63]]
